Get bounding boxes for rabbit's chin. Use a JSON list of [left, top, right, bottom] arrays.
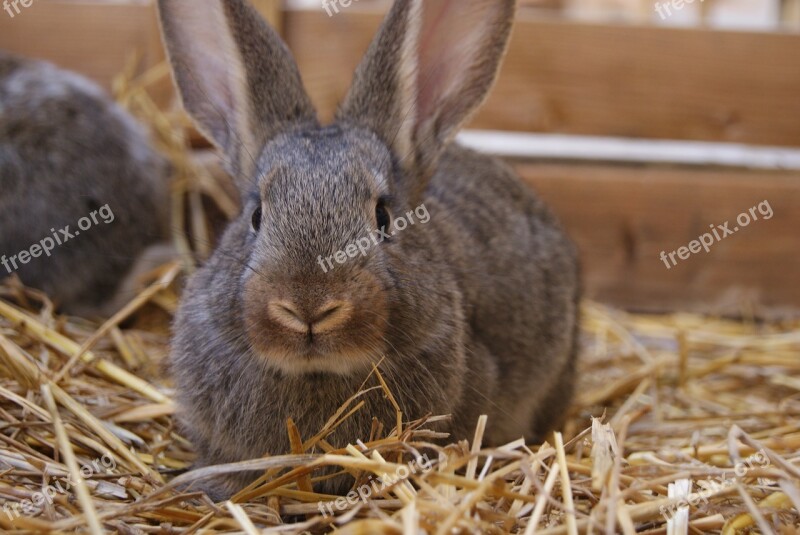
[[250, 345, 383, 376]]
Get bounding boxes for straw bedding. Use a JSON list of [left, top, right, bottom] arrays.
[[0, 65, 797, 534]]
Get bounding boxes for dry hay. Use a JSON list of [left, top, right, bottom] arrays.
[[0, 64, 797, 534], [0, 288, 798, 534]]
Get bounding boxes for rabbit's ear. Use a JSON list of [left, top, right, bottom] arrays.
[[157, 0, 317, 180], [339, 0, 515, 190]]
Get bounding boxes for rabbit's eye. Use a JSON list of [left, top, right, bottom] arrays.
[[251, 206, 263, 233], [375, 200, 391, 234]]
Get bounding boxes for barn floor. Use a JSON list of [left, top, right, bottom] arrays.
[[0, 284, 797, 534]]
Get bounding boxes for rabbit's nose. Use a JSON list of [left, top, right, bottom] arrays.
[[267, 300, 352, 334]]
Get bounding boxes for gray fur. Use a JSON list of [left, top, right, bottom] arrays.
[[0, 52, 171, 315], [160, 0, 580, 499]]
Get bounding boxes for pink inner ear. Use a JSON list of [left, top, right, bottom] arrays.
[[416, 0, 504, 123]]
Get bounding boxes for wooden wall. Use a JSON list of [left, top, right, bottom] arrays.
[[285, 7, 800, 147], [518, 163, 800, 315]]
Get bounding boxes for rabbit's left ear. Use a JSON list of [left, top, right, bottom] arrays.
[[157, 0, 317, 182], [339, 0, 515, 193]]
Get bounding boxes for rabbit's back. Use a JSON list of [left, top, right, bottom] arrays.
[[0, 52, 170, 313], [428, 145, 581, 442]]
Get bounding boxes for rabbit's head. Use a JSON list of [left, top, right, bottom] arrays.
[[159, 0, 515, 375]]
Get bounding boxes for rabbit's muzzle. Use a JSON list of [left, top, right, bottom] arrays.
[[241, 270, 390, 376]]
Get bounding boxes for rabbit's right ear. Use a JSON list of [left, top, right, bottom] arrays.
[[157, 0, 317, 181], [339, 0, 515, 201]]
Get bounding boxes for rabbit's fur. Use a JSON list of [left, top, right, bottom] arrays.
[[0, 52, 171, 315], [159, 0, 580, 498]]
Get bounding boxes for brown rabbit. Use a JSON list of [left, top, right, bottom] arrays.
[[0, 51, 172, 316], [159, 0, 580, 499]]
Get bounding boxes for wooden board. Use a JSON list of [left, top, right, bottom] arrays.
[[0, 0, 281, 101], [516, 161, 800, 315], [284, 7, 800, 147], [3, 3, 799, 147], [0, 1, 165, 95]]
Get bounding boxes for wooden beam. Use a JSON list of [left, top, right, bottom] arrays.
[[283, 7, 800, 147], [515, 162, 800, 315]]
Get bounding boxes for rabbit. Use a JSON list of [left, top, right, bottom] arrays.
[[0, 51, 172, 316], [159, 0, 581, 499]]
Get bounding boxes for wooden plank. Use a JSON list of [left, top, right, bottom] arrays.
[[4, 3, 798, 147], [283, 7, 800, 147], [283, 6, 379, 125], [0, 1, 166, 96], [515, 162, 800, 314], [0, 0, 282, 102]]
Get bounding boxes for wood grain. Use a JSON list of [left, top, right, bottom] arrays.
[[0, 2, 165, 94], [516, 162, 800, 314], [0, 0, 282, 101], [3, 4, 799, 148], [284, 7, 800, 147]]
